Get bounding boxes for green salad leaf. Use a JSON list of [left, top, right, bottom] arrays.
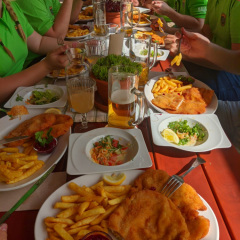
[[92, 54, 143, 82], [16, 94, 23, 102], [26, 90, 59, 105]]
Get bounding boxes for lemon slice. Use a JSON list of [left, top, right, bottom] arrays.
[[44, 108, 62, 114], [103, 173, 126, 186], [161, 128, 179, 144]]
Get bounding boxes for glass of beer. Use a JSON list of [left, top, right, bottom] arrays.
[[108, 65, 145, 129], [67, 76, 96, 129], [129, 33, 157, 88]]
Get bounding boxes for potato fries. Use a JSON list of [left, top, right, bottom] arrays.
[[44, 178, 131, 240], [0, 145, 44, 184], [66, 27, 89, 38], [151, 75, 192, 97], [171, 52, 182, 66]]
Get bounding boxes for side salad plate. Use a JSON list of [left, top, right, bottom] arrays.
[[67, 127, 152, 175], [4, 84, 67, 108]]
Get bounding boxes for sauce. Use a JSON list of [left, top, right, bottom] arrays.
[[82, 231, 112, 240], [33, 138, 57, 154]]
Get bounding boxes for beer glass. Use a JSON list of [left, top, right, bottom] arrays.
[[108, 65, 145, 129], [93, 0, 108, 36], [120, 1, 140, 37], [129, 33, 157, 87]]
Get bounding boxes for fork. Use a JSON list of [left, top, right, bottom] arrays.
[[161, 155, 206, 198]]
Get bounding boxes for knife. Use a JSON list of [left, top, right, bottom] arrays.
[[0, 136, 29, 145], [0, 164, 56, 225]]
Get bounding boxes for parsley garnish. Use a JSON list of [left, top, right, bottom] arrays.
[[35, 128, 53, 147]]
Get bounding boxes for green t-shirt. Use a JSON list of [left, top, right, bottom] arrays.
[[0, 2, 34, 77], [16, 0, 61, 67], [205, 0, 240, 49]]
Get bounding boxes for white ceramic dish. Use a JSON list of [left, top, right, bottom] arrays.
[[137, 47, 169, 61], [67, 128, 152, 175], [136, 7, 151, 13], [34, 169, 219, 240], [0, 109, 69, 191], [144, 72, 218, 114], [137, 18, 151, 27], [150, 113, 231, 152], [4, 84, 67, 109], [65, 31, 93, 40]]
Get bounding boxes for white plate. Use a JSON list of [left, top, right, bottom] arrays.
[[144, 72, 218, 114], [136, 47, 169, 61], [65, 31, 93, 40], [137, 18, 151, 27], [150, 113, 231, 152], [4, 85, 67, 109], [135, 7, 151, 13], [0, 109, 69, 191], [34, 169, 219, 240], [67, 128, 152, 175]]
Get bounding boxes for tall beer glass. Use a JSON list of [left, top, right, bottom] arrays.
[[108, 65, 145, 129]]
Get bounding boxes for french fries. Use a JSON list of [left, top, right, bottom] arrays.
[[171, 52, 182, 66], [0, 145, 44, 184], [44, 178, 131, 240], [151, 75, 192, 97]]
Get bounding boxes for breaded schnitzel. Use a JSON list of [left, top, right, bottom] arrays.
[[130, 169, 210, 240], [109, 189, 190, 240]]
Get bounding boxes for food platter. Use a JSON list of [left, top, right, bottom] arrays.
[[4, 85, 67, 109], [144, 72, 218, 114], [65, 31, 93, 40], [150, 113, 231, 152], [0, 109, 69, 191], [34, 169, 219, 240], [137, 18, 151, 27], [78, 6, 94, 22], [67, 128, 152, 175]]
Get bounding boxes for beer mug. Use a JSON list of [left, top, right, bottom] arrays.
[[108, 65, 145, 129], [120, 1, 140, 37], [129, 33, 157, 87], [93, 0, 108, 36]]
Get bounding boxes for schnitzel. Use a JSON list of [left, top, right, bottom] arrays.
[[130, 169, 210, 240], [109, 189, 190, 240], [4, 113, 73, 147]]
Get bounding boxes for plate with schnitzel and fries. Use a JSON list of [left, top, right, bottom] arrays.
[[78, 7, 93, 22], [0, 109, 72, 191], [34, 169, 219, 240], [144, 72, 218, 115], [65, 24, 93, 40]]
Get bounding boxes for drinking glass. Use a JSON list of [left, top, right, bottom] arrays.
[[67, 76, 96, 129], [107, 23, 119, 34], [108, 65, 145, 129], [85, 39, 107, 67]]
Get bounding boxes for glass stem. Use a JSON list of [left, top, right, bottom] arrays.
[[81, 113, 88, 129]]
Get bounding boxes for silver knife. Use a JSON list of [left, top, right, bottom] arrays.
[[0, 136, 30, 145]]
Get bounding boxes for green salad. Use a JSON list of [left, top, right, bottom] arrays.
[[26, 89, 60, 105], [92, 54, 143, 82], [168, 120, 206, 145], [140, 49, 163, 57]]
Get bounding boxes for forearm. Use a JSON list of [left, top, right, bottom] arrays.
[[0, 60, 51, 103], [70, 0, 83, 24], [51, 0, 74, 37]]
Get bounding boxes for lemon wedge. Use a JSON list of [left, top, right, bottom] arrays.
[[44, 108, 62, 114], [161, 128, 179, 144], [103, 173, 126, 186]]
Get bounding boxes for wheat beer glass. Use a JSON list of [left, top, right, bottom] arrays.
[[120, 1, 140, 37], [129, 33, 157, 87], [108, 65, 145, 129], [93, 0, 108, 36]]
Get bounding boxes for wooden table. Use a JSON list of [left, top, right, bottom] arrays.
[[0, 59, 239, 240]]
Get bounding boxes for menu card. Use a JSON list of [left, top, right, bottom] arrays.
[[108, 32, 125, 55]]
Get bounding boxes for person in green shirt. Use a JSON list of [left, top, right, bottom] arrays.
[[0, 0, 76, 103], [16, 0, 84, 67]]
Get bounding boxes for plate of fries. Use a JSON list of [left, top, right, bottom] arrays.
[[144, 72, 218, 114], [0, 109, 69, 191], [34, 170, 144, 240], [34, 169, 220, 240], [78, 7, 94, 22], [65, 24, 93, 40]]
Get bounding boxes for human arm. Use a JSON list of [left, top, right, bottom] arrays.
[[180, 28, 240, 74], [70, 0, 84, 24], [0, 45, 70, 103], [0, 224, 7, 240], [152, 1, 204, 33]]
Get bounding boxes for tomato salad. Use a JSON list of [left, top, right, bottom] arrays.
[[90, 135, 129, 166]]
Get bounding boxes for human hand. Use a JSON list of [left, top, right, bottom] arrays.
[[152, 1, 172, 15], [164, 34, 179, 55], [130, 0, 140, 7], [44, 45, 71, 72], [180, 28, 210, 59], [0, 224, 8, 240], [140, 0, 153, 9]]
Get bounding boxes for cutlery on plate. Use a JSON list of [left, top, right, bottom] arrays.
[[0, 136, 29, 145], [0, 164, 56, 225], [161, 156, 206, 197]]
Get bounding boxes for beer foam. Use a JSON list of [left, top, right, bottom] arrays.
[[111, 89, 135, 104]]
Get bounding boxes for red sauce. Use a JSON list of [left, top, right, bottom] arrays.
[[33, 138, 57, 154]]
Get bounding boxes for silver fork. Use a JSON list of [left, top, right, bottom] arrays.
[[161, 155, 206, 198]]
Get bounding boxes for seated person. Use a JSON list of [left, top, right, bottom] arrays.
[[16, 0, 84, 67], [141, 0, 208, 34], [0, 0, 78, 103]]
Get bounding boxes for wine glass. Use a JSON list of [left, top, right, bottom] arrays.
[[67, 76, 96, 129]]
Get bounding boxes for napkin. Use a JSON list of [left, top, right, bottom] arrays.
[[108, 32, 125, 55], [0, 172, 66, 211]]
